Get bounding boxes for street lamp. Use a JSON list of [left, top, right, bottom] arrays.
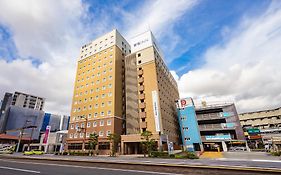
[[77, 116, 88, 151]]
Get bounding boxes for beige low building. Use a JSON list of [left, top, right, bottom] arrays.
[[239, 107, 281, 129], [121, 31, 180, 154], [239, 107, 281, 150]]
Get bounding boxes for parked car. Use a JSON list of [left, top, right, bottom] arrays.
[[23, 149, 44, 155]]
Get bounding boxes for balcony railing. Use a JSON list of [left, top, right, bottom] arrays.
[[139, 85, 144, 91], [197, 113, 223, 121], [138, 77, 144, 83], [199, 123, 235, 131], [138, 69, 143, 76], [139, 112, 146, 119], [140, 122, 147, 129], [139, 102, 146, 109], [139, 93, 145, 99]]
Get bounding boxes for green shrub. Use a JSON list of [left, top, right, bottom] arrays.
[[150, 151, 169, 158], [175, 152, 199, 159], [169, 154, 175, 158], [271, 151, 281, 156], [185, 152, 199, 159]]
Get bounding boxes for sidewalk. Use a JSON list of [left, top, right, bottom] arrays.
[[222, 152, 281, 160]]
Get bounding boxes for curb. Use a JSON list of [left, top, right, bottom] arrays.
[[1, 155, 281, 174]]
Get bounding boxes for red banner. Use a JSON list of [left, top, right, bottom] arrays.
[[43, 125, 51, 144]]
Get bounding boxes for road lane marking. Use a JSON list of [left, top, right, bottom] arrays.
[[0, 159, 183, 175], [217, 158, 281, 163], [0, 166, 40, 174]]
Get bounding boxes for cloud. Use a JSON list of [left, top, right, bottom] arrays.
[[0, 0, 89, 114], [0, 0, 199, 115], [122, 0, 198, 62], [177, 1, 281, 112]]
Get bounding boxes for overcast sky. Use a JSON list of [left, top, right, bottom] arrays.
[[0, 0, 280, 115]]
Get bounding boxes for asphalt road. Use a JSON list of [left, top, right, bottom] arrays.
[[0, 158, 178, 175], [0, 155, 281, 175]]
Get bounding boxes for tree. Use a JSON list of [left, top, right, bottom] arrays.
[[88, 133, 99, 156], [107, 133, 120, 157], [141, 130, 156, 157]]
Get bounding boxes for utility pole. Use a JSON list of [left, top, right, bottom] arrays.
[[81, 116, 88, 151], [16, 128, 24, 153]]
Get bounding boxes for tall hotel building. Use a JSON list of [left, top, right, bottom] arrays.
[[121, 31, 180, 154], [67, 29, 130, 154]]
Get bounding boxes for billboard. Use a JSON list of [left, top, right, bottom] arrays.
[[152, 91, 161, 132]]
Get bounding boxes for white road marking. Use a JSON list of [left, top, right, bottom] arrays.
[[252, 159, 281, 163], [0, 166, 40, 174], [217, 158, 281, 163], [0, 159, 183, 175]]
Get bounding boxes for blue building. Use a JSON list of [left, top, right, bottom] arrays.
[[176, 98, 202, 152], [41, 113, 70, 132]]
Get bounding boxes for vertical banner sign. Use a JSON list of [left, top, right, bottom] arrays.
[[152, 91, 161, 132], [43, 125, 51, 144]]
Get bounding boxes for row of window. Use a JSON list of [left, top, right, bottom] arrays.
[[74, 99, 112, 105], [74, 93, 112, 105], [76, 76, 113, 88], [78, 61, 114, 77], [81, 44, 114, 59], [71, 119, 112, 129], [73, 109, 112, 116], [69, 130, 111, 138], [77, 70, 113, 83]]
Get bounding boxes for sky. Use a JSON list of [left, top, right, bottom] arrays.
[[0, 0, 280, 115]]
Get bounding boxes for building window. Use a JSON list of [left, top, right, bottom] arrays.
[[107, 120, 111, 126], [71, 124, 74, 129], [100, 120, 104, 126], [80, 133, 84, 138], [137, 53, 141, 57], [101, 112, 104, 116], [69, 134, 73, 138], [108, 101, 112, 106], [86, 133, 90, 138], [108, 84, 112, 88], [74, 133, 78, 138], [108, 92, 112, 97], [108, 110, 111, 115], [93, 121, 97, 127], [101, 103, 105, 107], [94, 112, 98, 117], [87, 122, 91, 128], [99, 131, 104, 137], [102, 94, 105, 98], [106, 130, 111, 136]]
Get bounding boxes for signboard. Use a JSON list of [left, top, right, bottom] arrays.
[[43, 125, 51, 144], [205, 134, 231, 140], [249, 135, 262, 140], [176, 98, 194, 109], [152, 91, 161, 132], [247, 128, 260, 134]]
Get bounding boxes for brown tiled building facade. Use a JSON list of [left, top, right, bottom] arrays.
[[67, 30, 180, 154]]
